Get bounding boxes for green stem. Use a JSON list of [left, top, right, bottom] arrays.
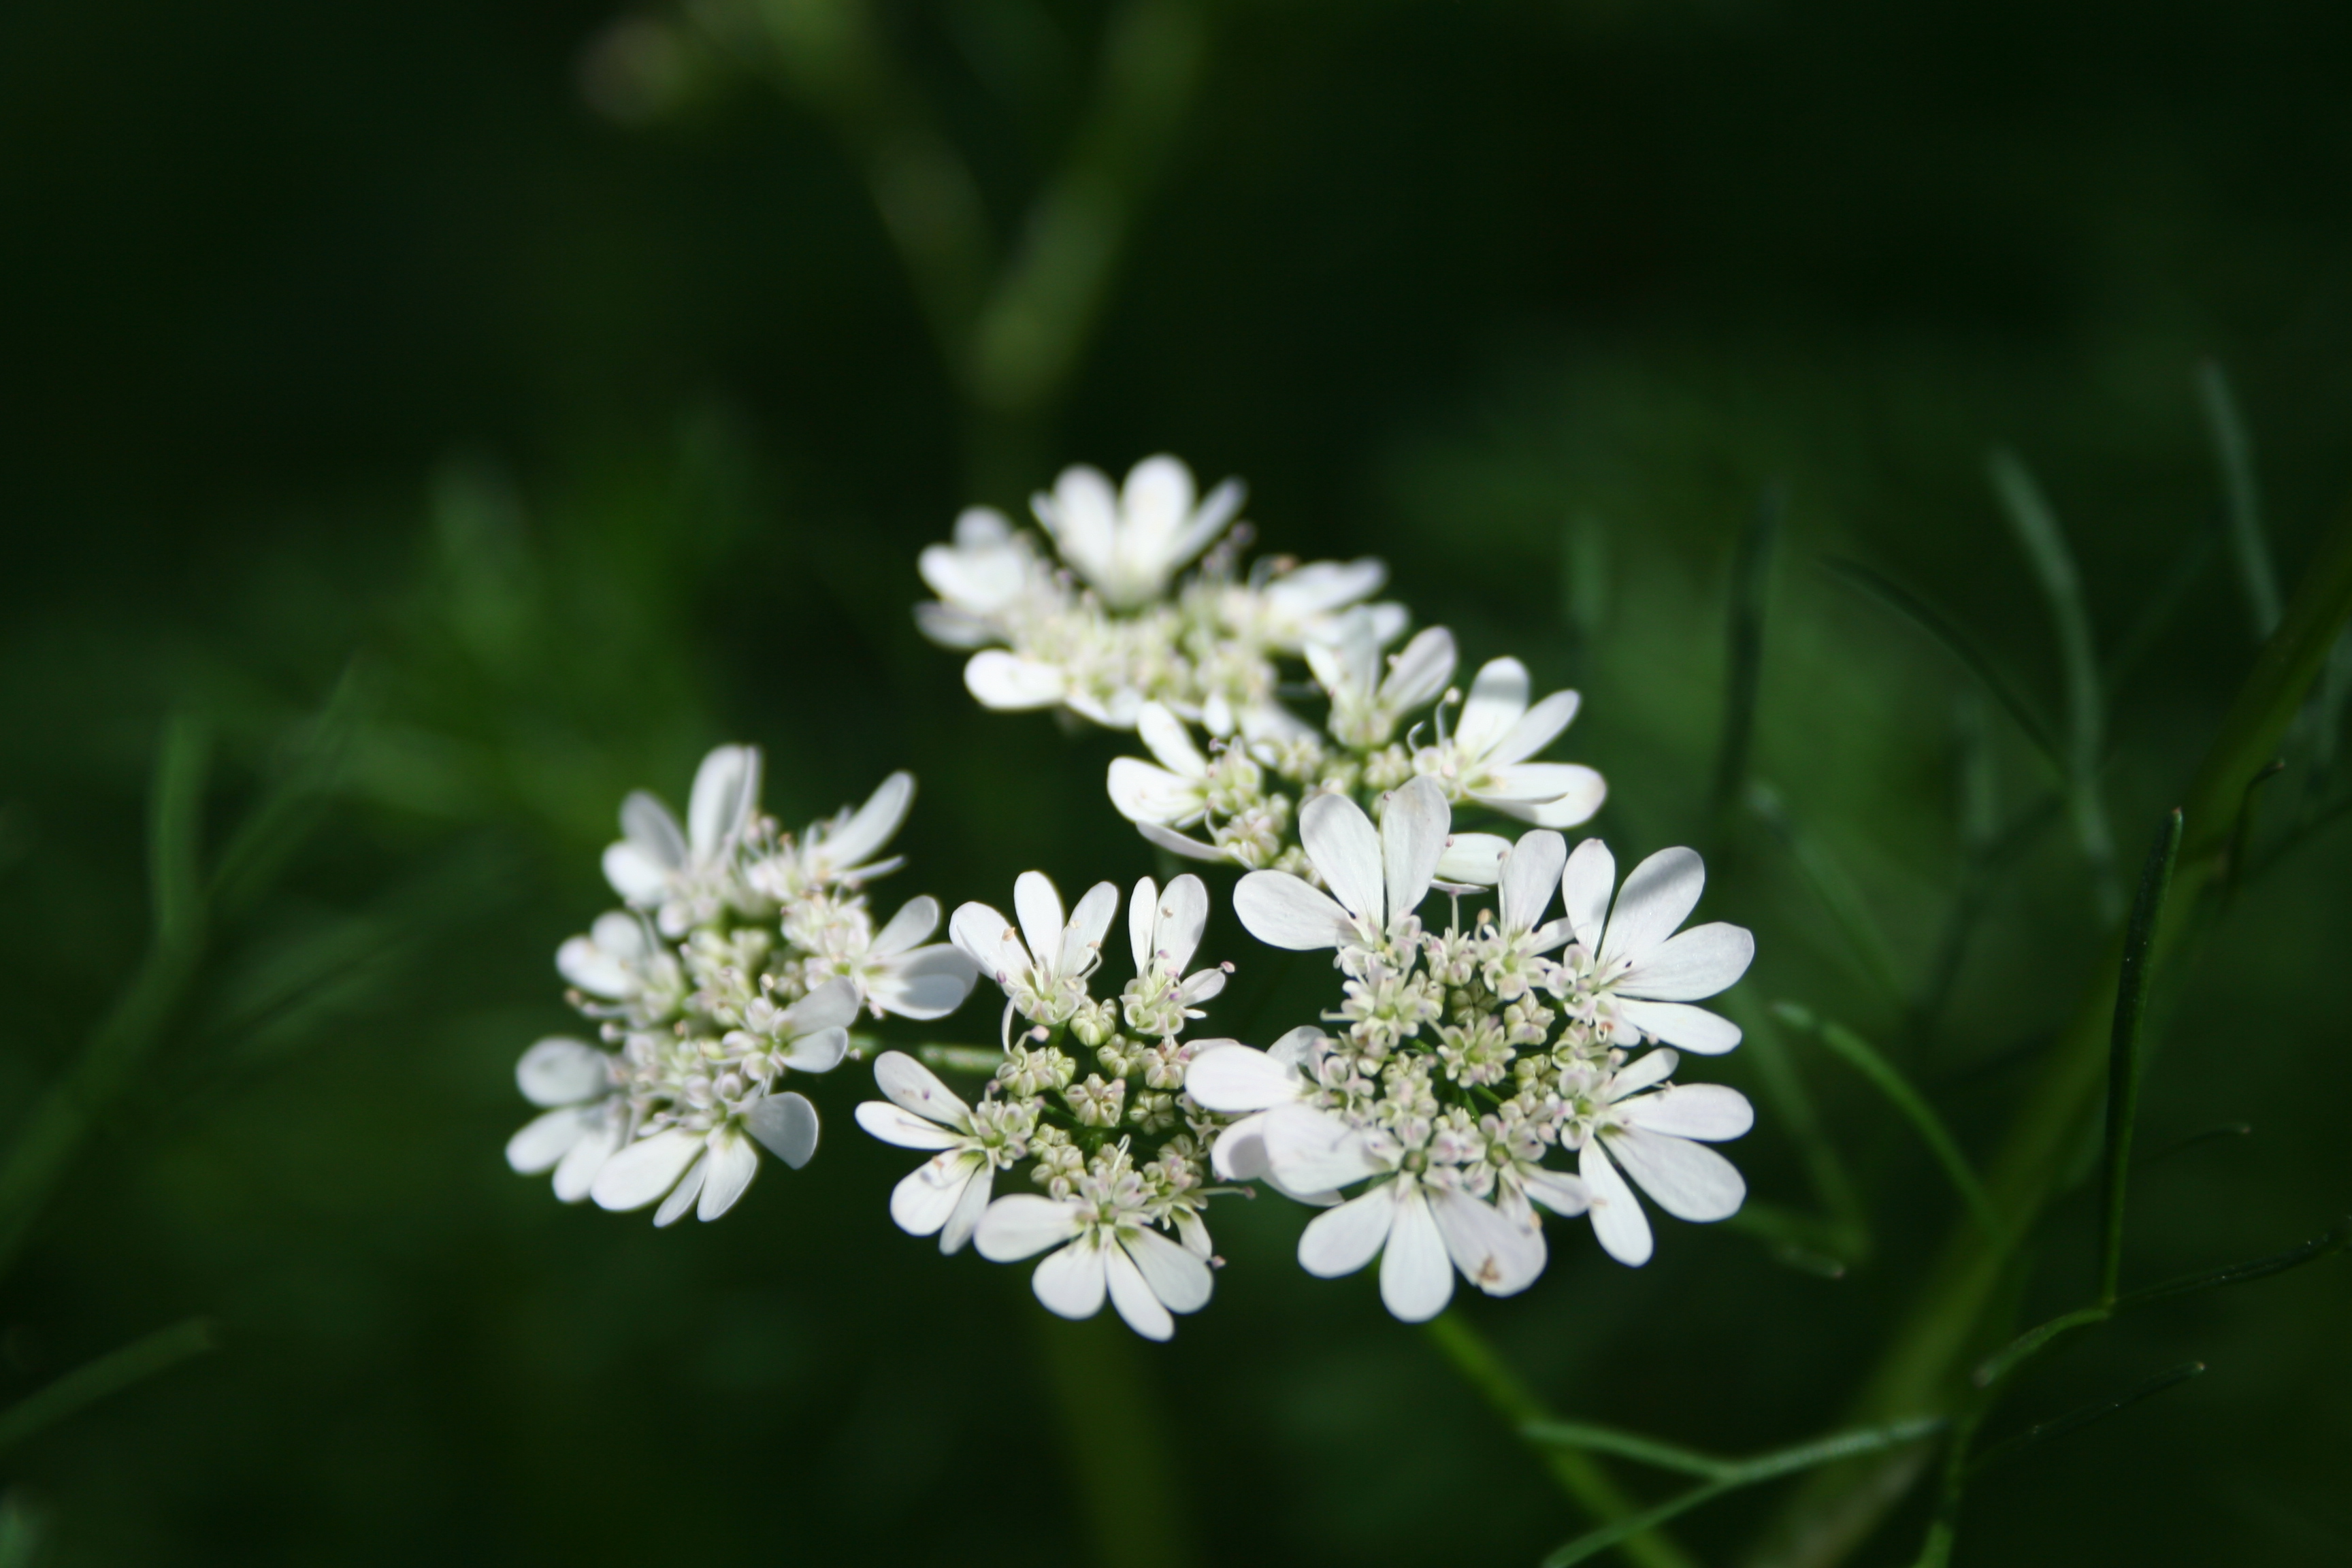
[[2097, 810, 2182, 1304], [0, 1319, 214, 1452], [1424, 1313, 1697, 1568]]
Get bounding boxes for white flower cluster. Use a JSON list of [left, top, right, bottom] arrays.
[[1188, 777, 1757, 1320], [857, 871, 1237, 1340], [505, 746, 980, 1225], [913, 453, 1605, 877]]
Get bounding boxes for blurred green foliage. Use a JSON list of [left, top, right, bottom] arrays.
[[3, 0, 2349, 1564]]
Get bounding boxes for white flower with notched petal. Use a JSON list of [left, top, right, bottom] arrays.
[[504, 1037, 626, 1201], [1107, 704, 1220, 831], [1032, 455, 1243, 611], [1258, 1105, 1546, 1322], [1120, 874, 1228, 1036], [949, 871, 1120, 1027], [1479, 829, 1575, 1001], [1556, 840, 1755, 1054], [1232, 775, 1451, 951], [1571, 1048, 1754, 1266], [856, 1051, 1032, 1254], [588, 978, 861, 1226], [1307, 614, 1456, 749], [749, 772, 917, 900], [1186, 1029, 1339, 1203], [1416, 658, 1605, 829], [792, 892, 979, 1022], [973, 1152, 1214, 1340], [600, 745, 763, 936], [1224, 557, 1406, 655], [915, 506, 1049, 649], [557, 910, 685, 1020]]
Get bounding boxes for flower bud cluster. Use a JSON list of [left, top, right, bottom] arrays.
[[855, 872, 1239, 1339], [504, 746, 978, 1226]]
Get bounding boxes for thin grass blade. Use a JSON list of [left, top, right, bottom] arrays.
[[1746, 783, 1909, 1006], [148, 714, 210, 951], [2097, 808, 2182, 1304], [1712, 486, 1781, 817], [2199, 360, 2278, 639], [0, 1319, 214, 1452], [2117, 1215, 2352, 1310], [2137, 1121, 2251, 1167], [1822, 556, 2065, 777], [1521, 1420, 1732, 1480], [1968, 1361, 2205, 1476]]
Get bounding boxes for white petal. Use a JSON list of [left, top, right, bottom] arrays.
[[890, 1153, 975, 1236], [696, 1130, 761, 1220], [781, 977, 861, 1036], [1013, 872, 1066, 973], [1124, 1227, 1213, 1314], [601, 840, 672, 904], [1128, 877, 1159, 973], [1498, 831, 1567, 938], [949, 901, 1031, 987], [1031, 1235, 1109, 1320], [1580, 1141, 1653, 1266], [826, 771, 914, 870], [1435, 832, 1512, 886], [1183, 1043, 1304, 1113], [781, 1026, 849, 1073], [1494, 767, 1607, 828], [855, 1100, 960, 1150], [1617, 922, 1756, 1001], [1267, 1025, 1327, 1069], [1563, 838, 1616, 951], [1620, 1083, 1755, 1142], [1454, 658, 1530, 759], [1614, 999, 1744, 1054], [1262, 1102, 1385, 1192], [1108, 759, 1205, 826], [515, 1036, 609, 1107], [1137, 821, 1230, 862], [687, 745, 761, 858], [551, 1115, 622, 1202], [1378, 1183, 1455, 1322], [1232, 870, 1355, 950], [1522, 1169, 1590, 1218], [1428, 1186, 1548, 1296], [872, 1049, 971, 1124], [1060, 881, 1121, 975], [1301, 791, 1386, 928], [1176, 1211, 1212, 1258], [1211, 1111, 1270, 1181], [1488, 689, 1583, 767], [1605, 1126, 1746, 1222], [1136, 702, 1208, 779], [555, 933, 633, 998], [1610, 1047, 1682, 1098], [941, 1163, 994, 1254], [1473, 762, 1593, 804], [1379, 776, 1450, 928], [617, 789, 688, 869], [867, 945, 980, 1020], [1177, 963, 1226, 1007], [870, 894, 939, 958], [1105, 1238, 1174, 1340], [506, 1107, 589, 1174], [1149, 875, 1209, 973], [1600, 847, 1707, 968], [1380, 626, 1458, 713], [965, 650, 1065, 709], [1037, 464, 1120, 582], [1298, 1183, 1397, 1277], [744, 1090, 821, 1168], [1264, 557, 1386, 620], [589, 910, 649, 960], [592, 1127, 704, 1211], [653, 1155, 708, 1227], [975, 1194, 1087, 1262]]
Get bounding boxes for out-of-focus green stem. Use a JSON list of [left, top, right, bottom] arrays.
[[0, 1318, 214, 1452], [1751, 489, 2352, 1568], [1035, 1311, 1194, 1568], [1424, 1313, 1697, 1568]]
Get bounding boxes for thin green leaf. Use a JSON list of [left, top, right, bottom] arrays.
[[2223, 758, 2286, 899], [1746, 783, 1908, 1007], [210, 669, 363, 919], [1989, 447, 2119, 919], [1711, 486, 1781, 817], [1725, 1202, 1855, 1279], [2137, 1121, 2252, 1167], [1776, 1004, 2005, 1246], [0, 1320, 214, 1452], [1972, 1305, 2110, 1390], [1968, 1361, 2205, 1477], [1425, 1315, 1697, 1568], [2098, 809, 2183, 1304], [147, 714, 211, 953], [2102, 528, 2217, 693], [2117, 1215, 2352, 1311], [1720, 993, 1870, 1262], [2198, 359, 2278, 639], [1540, 1419, 1946, 1568], [1521, 1421, 1731, 1480], [1823, 556, 2065, 777]]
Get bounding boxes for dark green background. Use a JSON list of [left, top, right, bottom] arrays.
[[3, 1, 2347, 1563]]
